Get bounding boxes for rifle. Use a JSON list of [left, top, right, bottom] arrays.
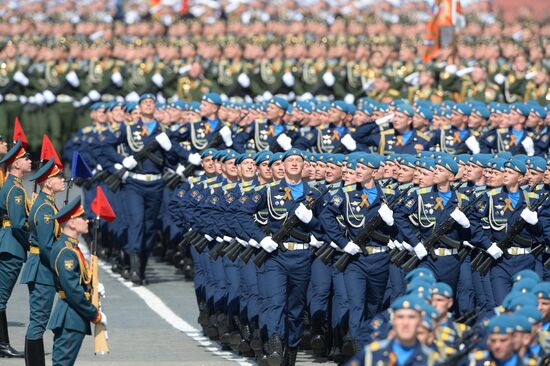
[[90, 216, 109, 355], [440, 326, 483, 366], [473, 190, 550, 276], [402, 189, 485, 272], [332, 184, 414, 271], [253, 184, 330, 268], [209, 237, 233, 260], [81, 170, 110, 190]]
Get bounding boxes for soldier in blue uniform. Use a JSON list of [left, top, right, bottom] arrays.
[[430, 103, 476, 154], [19, 158, 65, 365], [47, 197, 107, 366], [319, 153, 396, 356], [345, 295, 439, 366], [100, 93, 176, 285], [237, 148, 323, 365], [0, 141, 32, 358]]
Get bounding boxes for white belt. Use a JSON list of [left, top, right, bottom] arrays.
[[56, 94, 74, 103], [128, 172, 163, 182], [283, 242, 309, 251], [433, 248, 458, 256], [364, 246, 389, 255], [507, 247, 531, 255], [5, 94, 18, 102]]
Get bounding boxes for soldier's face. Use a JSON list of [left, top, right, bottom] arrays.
[[417, 168, 434, 187], [239, 159, 256, 180], [392, 309, 421, 345], [267, 104, 284, 121], [392, 112, 412, 132], [487, 334, 514, 361], [398, 166, 415, 183], [527, 169, 544, 186], [325, 163, 342, 184], [202, 157, 216, 175], [430, 294, 453, 318], [284, 156, 304, 177], [412, 114, 428, 130], [200, 101, 218, 117], [543, 168, 550, 185], [468, 114, 483, 129], [538, 299, 550, 322], [45, 175, 66, 194], [314, 162, 326, 180], [503, 168, 521, 186], [140, 99, 156, 116], [258, 161, 272, 181], [0, 140, 7, 155], [466, 165, 483, 181], [489, 170, 504, 187], [433, 166, 453, 184], [271, 161, 285, 180], [355, 164, 375, 184]]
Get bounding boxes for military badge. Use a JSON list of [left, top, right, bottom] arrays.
[[405, 199, 414, 209], [225, 193, 234, 203], [14, 195, 23, 205], [240, 196, 248, 203], [252, 194, 261, 202], [44, 214, 51, 224], [64, 259, 74, 271], [331, 195, 342, 206]]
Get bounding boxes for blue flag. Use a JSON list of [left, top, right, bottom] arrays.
[[71, 151, 93, 179]]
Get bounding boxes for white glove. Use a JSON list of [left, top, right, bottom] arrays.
[[494, 73, 506, 85], [28, 96, 36, 104], [79, 96, 90, 106], [378, 203, 394, 226], [97, 282, 106, 298], [215, 236, 224, 243], [260, 236, 278, 253], [42, 90, 56, 104], [223, 235, 233, 243], [330, 242, 340, 250], [521, 136, 535, 156], [99, 311, 108, 327], [18, 95, 26, 104], [395, 240, 404, 250], [236, 237, 248, 247], [175, 164, 185, 177], [462, 241, 474, 249], [122, 156, 138, 170], [204, 234, 213, 241], [282, 71, 295, 87], [404, 71, 419, 86], [388, 240, 396, 250], [444, 64, 458, 75], [248, 239, 260, 248], [155, 132, 172, 151], [299, 92, 313, 101], [262, 91, 273, 101], [34, 92, 45, 105], [456, 67, 474, 77], [414, 242, 428, 260], [525, 71, 537, 81], [65, 71, 80, 87], [114, 163, 129, 181], [152, 73, 164, 88], [402, 241, 414, 252], [362, 79, 375, 91], [111, 71, 123, 87], [341, 134, 357, 151], [344, 93, 355, 104], [72, 100, 80, 108], [465, 135, 480, 154], [96, 164, 103, 171], [487, 243, 503, 260], [178, 65, 191, 75], [126, 91, 140, 102], [237, 73, 251, 88], [343, 241, 361, 255], [219, 125, 233, 147], [88, 89, 101, 101], [322, 71, 335, 86], [310, 235, 323, 249], [276, 133, 292, 151], [295, 203, 313, 224], [13, 71, 29, 86], [520, 208, 538, 225], [450, 208, 470, 228], [376, 113, 394, 126], [188, 153, 202, 166]]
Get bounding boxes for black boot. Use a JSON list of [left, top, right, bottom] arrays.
[[24, 338, 44, 366], [129, 253, 142, 285], [121, 252, 131, 279], [310, 315, 327, 357], [182, 256, 194, 279], [282, 346, 298, 366], [238, 322, 253, 356], [266, 333, 283, 366], [139, 255, 149, 285], [205, 313, 219, 340], [300, 311, 312, 350], [152, 231, 165, 259], [0, 310, 23, 358], [341, 333, 358, 360], [328, 326, 344, 363]]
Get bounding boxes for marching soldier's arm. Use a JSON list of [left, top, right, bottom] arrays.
[[235, 189, 269, 242], [319, 192, 349, 249], [478, 130, 496, 153], [468, 194, 493, 250], [35, 204, 57, 259], [394, 193, 420, 245], [55, 249, 101, 323], [538, 200, 550, 243], [7, 186, 28, 228]]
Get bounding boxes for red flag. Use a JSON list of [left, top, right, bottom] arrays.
[[180, 0, 188, 15], [91, 186, 116, 222], [40, 134, 63, 169], [13, 117, 28, 147]]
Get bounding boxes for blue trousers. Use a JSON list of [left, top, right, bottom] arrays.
[[190, 245, 204, 295], [0, 252, 24, 311], [543, 253, 550, 281], [209, 248, 227, 313], [309, 257, 332, 323], [491, 254, 535, 305], [122, 178, 163, 256], [200, 245, 216, 310], [330, 254, 349, 328], [239, 259, 259, 322], [419, 254, 461, 296], [26, 282, 56, 340], [388, 263, 406, 303], [52, 327, 85, 366], [344, 252, 389, 345], [457, 256, 475, 314], [262, 250, 311, 347], [222, 256, 240, 318]]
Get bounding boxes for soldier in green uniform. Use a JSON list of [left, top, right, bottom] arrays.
[[19, 158, 65, 365], [47, 197, 107, 366]]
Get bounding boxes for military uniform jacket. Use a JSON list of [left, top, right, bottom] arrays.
[[430, 127, 472, 154], [20, 192, 59, 286], [470, 187, 542, 251], [348, 339, 438, 366], [479, 128, 530, 155], [48, 234, 99, 335], [238, 179, 323, 244], [0, 174, 30, 260], [319, 182, 397, 249], [293, 124, 347, 153], [467, 350, 523, 366], [232, 118, 286, 152], [364, 128, 432, 155]]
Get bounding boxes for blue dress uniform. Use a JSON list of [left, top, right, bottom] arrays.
[[238, 149, 323, 361], [0, 141, 30, 358], [429, 103, 474, 154], [319, 155, 397, 350], [471, 158, 543, 305], [47, 198, 102, 366], [19, 158, 63, 363]]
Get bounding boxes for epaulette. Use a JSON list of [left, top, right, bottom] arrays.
[[210, 182, 223, 189], [535, 183, 545, 191], [189, 176, 201, 183], [367, 339, 389, 352], [416, 131, 430, 141], [223, 183, 237, 190], [488, 187, 502, 196], [342, 185, 355, 192], [525, 191, 539, 199], [254, 184, 266, 191], [380, 129, 395, 136], [470, 350, 489, 361], [82, 126, 93, 134]]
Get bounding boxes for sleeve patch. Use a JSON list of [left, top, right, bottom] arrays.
[[64, 259, 75, 271], [331, 195, 342, 206], [44, 214, 52, 224], [14, 195, 23, 205], [252, 194, 261, 202]]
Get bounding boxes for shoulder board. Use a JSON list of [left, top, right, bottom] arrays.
[[190, 176, 201, 183], [418, 187, 432, 194], [488, 187, 502, 196], [536, 184, 544, 191], [471, 350, 489, 360], [367, 339, 390, 352], [416, 131, 430, 141], [82, 126, 93, 133], [223, 183, 237, 190], [329, 188, 340, 196], [381, 129, 395, 136], [241, 185, 256, 193], [210, 182, 223, 189], [269, 181, 280, 186]]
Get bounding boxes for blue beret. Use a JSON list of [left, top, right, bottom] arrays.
[[430, 282, 453, 298], [407, 278, 435, 294], [200, 148, 217, 159], [416, 105, 433, 122], [360, 104, 374, 114], [406, 269, 436, 283], [124, 102, 138, 113], [506, 293, 538, 311], [270, 97, 288, 111], [500, 104, 511, 114], [395, 103, 414, 117], [390, 295, 423, 312], [346, 104, 356, 115], [470, 102, 490, 119], [517, 305, 542, 324], [513, 269, 541, 283], [485, 315, 516, 334], [400, 156, 418, 169], [488, 158, 507, 171], [470, 154, 491, 167], [436, 156, 458, 174], [220, 149, 238, 162], [454, 154, 472, 165], [268, 152, 284, 166], [453, 103, 471, 116], [282, 148, 304, 161], [356, 154, 380, 169], [505, 158, 526, 174], [373, 103, 390, 113], [236, 152, 255, 164], [418, 158, 435, 171], [139, 93, 156, 103], [512, 278, 538, 294], [510, 314, 532, 332], [326, 154, 344, 166], [202, 93, 222, 106], [331, 100, 347, 112], [188, 101, 200, 113], [254, 151, 272, 164], [511, 102, 530, 117], [533, 282, 550, 300], [527, 156, 546, 173], [530, 104, 547, 119]]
